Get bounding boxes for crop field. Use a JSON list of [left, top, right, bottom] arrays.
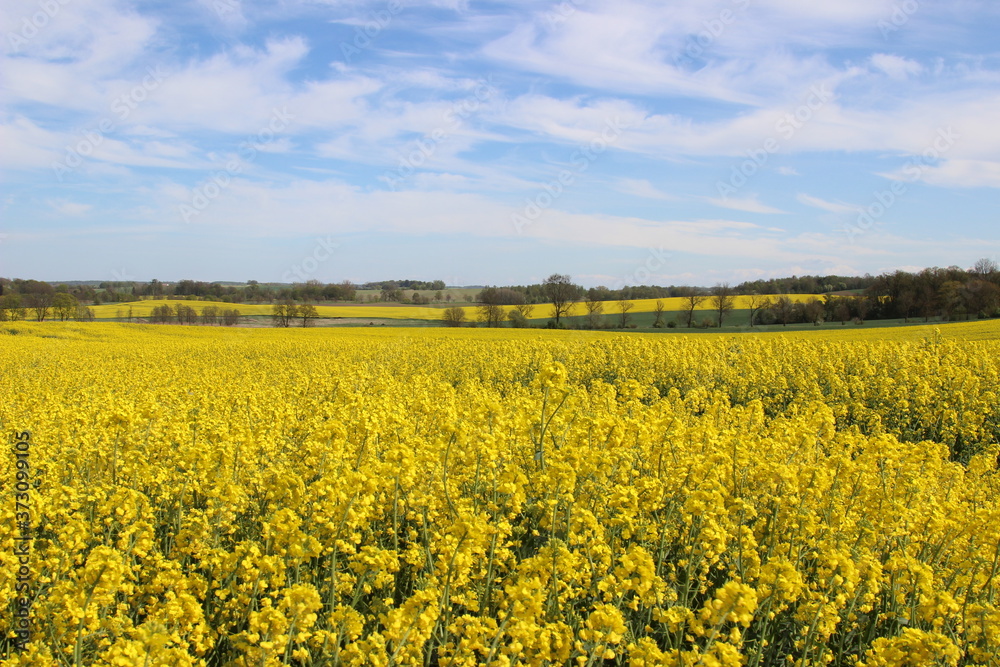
[[2, 322, 1000, 665], [88, 295, 830, 324]]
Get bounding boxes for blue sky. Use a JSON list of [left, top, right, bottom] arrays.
[[2, 0, 999, 287]]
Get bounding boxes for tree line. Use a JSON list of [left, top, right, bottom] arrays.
[[3, 259, 997, 327], [863, 260, 999, 322], [0, 281, 95, 322], [0, 271, 875, 309], [147, 304, 242, 326], [456, 260, 1000, 328]]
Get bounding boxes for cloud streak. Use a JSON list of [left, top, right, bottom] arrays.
[[1, 0, 997, 282]]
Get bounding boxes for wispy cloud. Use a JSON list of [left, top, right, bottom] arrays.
[[707, 195, 787, 215], [614, 178, 679, 201], [48, 200, 93, 216], [796, 193, 859, 214], [1, 0, 997, 283]]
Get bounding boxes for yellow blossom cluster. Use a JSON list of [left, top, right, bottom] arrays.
[[1, 322, 999, 666]]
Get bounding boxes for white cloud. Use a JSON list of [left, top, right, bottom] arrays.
[[0, 116, 59, 169], [871, 53, 923, 79], [904, 159, 1000, 189], [48, 200, 92, 216], [796, 193, 859, 214], [156, 175, 826, 262], [707, 195, 787, 214], [3, 0, 1000, 283]]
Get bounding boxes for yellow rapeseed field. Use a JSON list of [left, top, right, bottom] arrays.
[[2, 322, 1000, 666], [89, 294, 828, 322]]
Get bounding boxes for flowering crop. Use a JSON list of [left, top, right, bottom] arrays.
[[1, 322, 999, 666], [88, 293, 829, 323]]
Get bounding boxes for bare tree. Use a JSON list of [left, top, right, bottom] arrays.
[[272, 300, 298, 327], [477, 303, 505, 327], [476, 288, 510, 327], [710, 283, 736, 328], [514, 302, 535, 319], [543, 274, 581, 325], [652, 299, 666, 328], [680, 290, 706, 328], [299, 304, 319, 327], [584, 298, 604, 329], [772, 295, 795, 326], [745, 293, 769, 328], [616, 298, 634, 328], [222, 309, 241, 326], [28, 293, 52, 322], [201, 306, 219, 325], [971, 257, 998, 280]]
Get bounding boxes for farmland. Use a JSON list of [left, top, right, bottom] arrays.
[[88, 294, 829, 325], [2, 322, 1000, 665]]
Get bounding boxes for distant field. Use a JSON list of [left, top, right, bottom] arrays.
[[51, 298, 1000, 341], [91, 300, 450, 321], [91, 294, 829, 323]]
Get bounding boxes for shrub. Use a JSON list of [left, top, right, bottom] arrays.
[[442, 307, 466, 327]]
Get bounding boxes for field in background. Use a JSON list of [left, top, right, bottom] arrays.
[[7, 317, 1000, 342], [83, 298, 1000, 340], [91, 294, 828, 323]]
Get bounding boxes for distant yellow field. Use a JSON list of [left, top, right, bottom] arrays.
[[91, 294, 830, 322], [683, 318, 1000, 342], [775, 318, 1000, 342], [22, 311, 1000, 343], [90, 300, 447, 321]]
